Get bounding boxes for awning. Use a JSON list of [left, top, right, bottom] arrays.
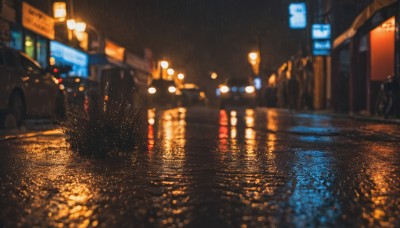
[[89, 53, 128, 68], [333, 0, 397, 49]]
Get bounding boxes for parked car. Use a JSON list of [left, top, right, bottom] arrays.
[[60, 76, 100, 109], [147, 79, 179, 107], [218, 77, 256, 108], [179, 83, 207, 107], [0, 46, 65, 128]]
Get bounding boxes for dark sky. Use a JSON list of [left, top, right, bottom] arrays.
[[74, 0, 303, 88]]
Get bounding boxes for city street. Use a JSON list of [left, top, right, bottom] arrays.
[[0, 107, 399, 227]]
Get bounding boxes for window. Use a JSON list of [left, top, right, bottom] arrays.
[[36, 37, 48, 68], [19, 54, 42, 74], [24, 34, 35, 58], [10, 28, 22, 51]]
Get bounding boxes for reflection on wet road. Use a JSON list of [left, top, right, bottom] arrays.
[[1, 107, 400, 227]]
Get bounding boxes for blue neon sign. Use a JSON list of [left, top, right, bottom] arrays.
[[289, 3, 307, 29], [50, 41, 89, 77], [312, 24, 331, 39]]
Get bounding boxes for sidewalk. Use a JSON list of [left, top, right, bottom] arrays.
[[307, 109, 400, 125], [0, 119, 56, 140]]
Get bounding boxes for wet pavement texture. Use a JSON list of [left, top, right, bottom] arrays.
[[1, 107, 400, 227]]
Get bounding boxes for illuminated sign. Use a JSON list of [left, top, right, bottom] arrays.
[[289, 3, 307, 29], [313, 40, 331, 56], [105, 40, 125, 62], [312, 24, 331, 39], [22, 2, 55, 39], [312, 24, 331, 56], [53, 2, 67, 21], [50, 41, 88, 77]]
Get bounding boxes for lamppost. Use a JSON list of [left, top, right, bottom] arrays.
[[248, 51, 260, 77], [248, 51, 263, 106], [177, 73, 185, 80], [211, 72, 218, 80], [176, 73, 184, 87], [167, 68, 175, 80], [160, 60, 169, 79]]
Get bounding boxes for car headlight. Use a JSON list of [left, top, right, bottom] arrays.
[[168, 86, 177, 93], [245, 86, 255, 94], [220, 85, 229, 93], [148, 87, 157, 94]]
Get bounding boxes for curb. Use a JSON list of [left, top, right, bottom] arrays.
[[0, 129, 62, 142], [305, 110, 400, 125]]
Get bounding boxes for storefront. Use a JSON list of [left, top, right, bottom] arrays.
[[50, 40, 89, 77], [10, 2, 55, 68], [125, 52, 151, 91], [89, 39, 126, 81], [331, 0, 398, 114]]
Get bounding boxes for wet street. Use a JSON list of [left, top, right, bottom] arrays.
[[1, 107, 400, 227]]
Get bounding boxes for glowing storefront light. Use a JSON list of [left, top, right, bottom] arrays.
[[53, 2, 67, 21], [50, 41, 89, 77]]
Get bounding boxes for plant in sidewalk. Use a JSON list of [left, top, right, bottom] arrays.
[[60, 96, 146, 157]]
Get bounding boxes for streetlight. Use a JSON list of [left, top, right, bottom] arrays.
[[248, 51, 260, 76], [53, 2, 67, 22], [167, 68, 175, 80], [66, 19, 76, 30], [248, 52, 259, 64], [177, 73, 185, 80], [159, 60, 169, 80], [167, 68, 175, 76], [160, 61, 169, 69], [75, 22, 87, 33], [211, 72, 218, 80]]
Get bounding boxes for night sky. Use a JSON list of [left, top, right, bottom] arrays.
[[74, 0, 304, 89]]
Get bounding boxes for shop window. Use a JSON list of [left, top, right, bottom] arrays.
[[10, 28, 22, 51], [370, 17, 395, 81], [24, 34, 35, 58], [36, 37, 48, 67]]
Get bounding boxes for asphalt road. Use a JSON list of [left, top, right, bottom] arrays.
[[1, 107, 400, 227]]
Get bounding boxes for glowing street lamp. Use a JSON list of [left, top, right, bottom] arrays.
[[177, 73, 185, 80], [167, 68, 175, 76], [211, 72, 218, 80], [53, 2, 67, 22], [67, 19, 76, 30], [248, 52, 258, 64], [248, 51, 260, 75], [160, 61, 169, 69], [75, 22, 87, 33]]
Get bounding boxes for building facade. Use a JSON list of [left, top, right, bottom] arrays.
[[331, 0, 398, 115]]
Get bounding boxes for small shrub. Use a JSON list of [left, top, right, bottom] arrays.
[[60, 99, 145, 157]]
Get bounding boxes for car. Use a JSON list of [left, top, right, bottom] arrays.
[[0, 46, 65, 128], [147, 79, 179, 107], [179, 83, 207, 107], [59, 76, 100, 109], [218, 77, 257, 108]]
